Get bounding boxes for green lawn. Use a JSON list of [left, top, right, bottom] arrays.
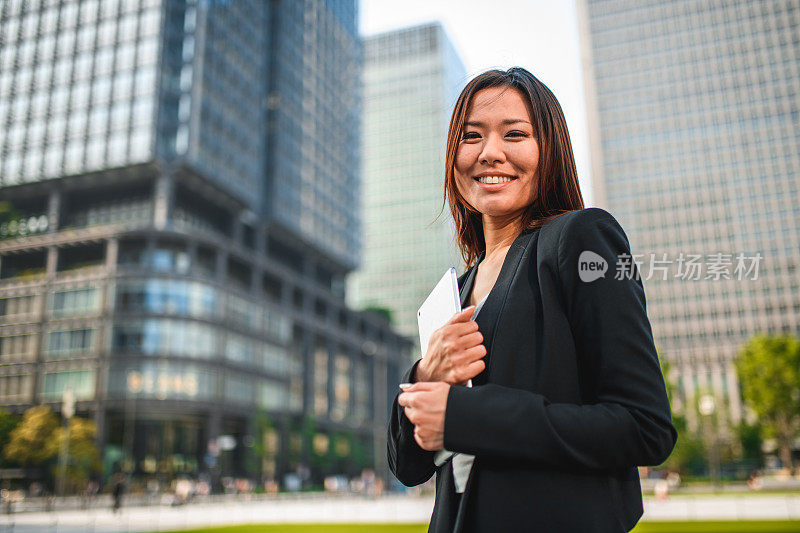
[[163, 522, 800, 533], [161, 526, 426, 533], [633, 522, 800, 533]]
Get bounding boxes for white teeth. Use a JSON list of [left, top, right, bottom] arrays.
[[477, 176, 514, 184]]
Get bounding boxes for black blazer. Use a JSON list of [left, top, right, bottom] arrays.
[[388, 208, 677, 533]]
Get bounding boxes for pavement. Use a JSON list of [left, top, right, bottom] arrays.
[[0, 493, 798, 532]]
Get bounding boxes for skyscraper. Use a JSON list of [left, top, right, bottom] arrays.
[[578, 0, 800, 425], [0, 0, 409, 485], [349, 22, 466, 347]]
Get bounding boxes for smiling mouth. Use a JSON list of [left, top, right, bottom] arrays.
[[474, 175, 517, 184]]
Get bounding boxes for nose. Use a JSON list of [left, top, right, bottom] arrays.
[[478, 132, 506, 165]]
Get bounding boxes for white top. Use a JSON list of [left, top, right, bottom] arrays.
[[433, 291, 489, 493]]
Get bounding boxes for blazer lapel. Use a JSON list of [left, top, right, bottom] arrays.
[[471, 231, 532, 386], [458, 252, 483, 308]]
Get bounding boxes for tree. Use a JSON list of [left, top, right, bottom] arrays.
[[252, 410, 277, 482], [735, 334, 800, 472], [658, 358, 708, 475], [0, 409, 20, 467], [661, 415, 708, 476], [0, 201, 20, 225], [45, 417, 102, 491], [736, 420, 763, 464], [363, 306, 393, 325], [4, 405, 59, 466]]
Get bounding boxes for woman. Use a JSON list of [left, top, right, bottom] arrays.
[[388, 67, 676, 533]]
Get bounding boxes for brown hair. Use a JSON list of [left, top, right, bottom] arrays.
[[444, 67, 584, 267]]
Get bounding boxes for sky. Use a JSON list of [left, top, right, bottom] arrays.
[[359, 0, 594, 206]]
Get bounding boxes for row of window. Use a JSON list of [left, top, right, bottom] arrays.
[[0, 365, 297, 412], [116, 279, 292, 342], [2, 127, 153, 185], [1, 69, 156, 122], [0, 287, 101, 322]]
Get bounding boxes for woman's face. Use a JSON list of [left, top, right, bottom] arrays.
[[454, 86, 540, 221]]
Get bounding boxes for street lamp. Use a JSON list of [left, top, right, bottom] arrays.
[[57, 387, 75, 496], [698, 394, 720, 487]]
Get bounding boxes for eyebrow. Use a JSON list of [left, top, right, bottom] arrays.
[[465, 119, 531, 127]]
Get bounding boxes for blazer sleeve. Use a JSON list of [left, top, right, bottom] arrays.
[[387, 359, 437, 486], [443, 208, 677, 471]]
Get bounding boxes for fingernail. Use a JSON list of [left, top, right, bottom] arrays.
[[399, 383, 412, 389]]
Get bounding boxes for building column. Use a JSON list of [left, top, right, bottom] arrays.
[[243, 415, 256, 483], [47, 189, 61, 233], [348, 350, 358, 422], [95, 236, 119, 464], [326, 341, 335, 420], [105, 238, 119, 273], [153, 174, 174, 230], [301, 329, 315, 471], [725, 361, 743, 424], [302, 329, 314, 418], [372, 354, 389, 483], [46, 245, 58, 277], [681, 363, 697, 431], [206, 410, 222, 492]]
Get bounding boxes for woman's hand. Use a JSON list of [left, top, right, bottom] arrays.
[[398, 382, 450, 451], [416, 306, 487, 385]]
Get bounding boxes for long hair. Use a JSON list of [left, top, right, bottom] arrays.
[[444, 67, 584, 268]]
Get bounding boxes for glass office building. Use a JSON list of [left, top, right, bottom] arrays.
[[348, 23, 466, 346], [0, 0, 410, 487], [578, 0, 800, 427]]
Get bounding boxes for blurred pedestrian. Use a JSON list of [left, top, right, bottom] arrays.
[[111, 473, 125, 513]]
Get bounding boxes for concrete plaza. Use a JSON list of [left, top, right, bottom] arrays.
[[1, 493, 799, 532]]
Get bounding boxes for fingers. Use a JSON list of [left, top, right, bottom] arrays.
[[449, 320, 480, 337], [458, 330, 484, 349], [463, 359, 486, 380], [399, 382, 438, 394], [461, 343, 487, 362], [447, 306, 476, 324]]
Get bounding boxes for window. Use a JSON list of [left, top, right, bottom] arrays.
[[0, 334, 34, 362], [0, 374, 34, 403], [46, 328, 94, 358], [51, 287, 100, 317], [41, 370, 95, 401], [0, 295, 35, 317], [113, 319, 215, 359]]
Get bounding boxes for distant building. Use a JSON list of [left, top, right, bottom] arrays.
[[349, 22, 466, 349], [0, 0, 410, 486], [578, 0, 800, 425]]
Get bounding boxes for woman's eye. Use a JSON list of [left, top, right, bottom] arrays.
[[506, 131, 527, 138], [461, 132, 480, 141]]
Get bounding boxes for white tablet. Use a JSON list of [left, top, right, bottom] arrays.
[[417, 267, 461, 358]]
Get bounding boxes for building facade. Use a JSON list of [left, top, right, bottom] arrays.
[[348, 23, 466, 347], [578, 0, 800, 427], [0, 0, 410, 487]]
